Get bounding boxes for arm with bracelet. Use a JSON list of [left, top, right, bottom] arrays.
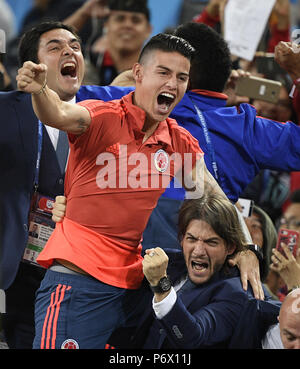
[[17, 61, 91, 134]]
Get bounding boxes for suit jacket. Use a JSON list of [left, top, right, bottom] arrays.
[[0, 91, 65, 290], [110, 250, 280, 349]]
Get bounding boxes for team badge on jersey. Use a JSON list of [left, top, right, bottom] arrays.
[[61, 339, 79, 349], [154, 149, 169, 173]]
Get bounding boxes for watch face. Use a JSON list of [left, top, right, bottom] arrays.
[[159, 277, 171, 292]]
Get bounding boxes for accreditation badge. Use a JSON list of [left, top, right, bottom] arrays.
[[23, 193, 55, 267]]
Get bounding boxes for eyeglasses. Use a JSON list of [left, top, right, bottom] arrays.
[[279, 217, 300, 229]]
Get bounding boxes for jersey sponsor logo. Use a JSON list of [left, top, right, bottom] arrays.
[[154, 149, 169, 173], [61, 339, 79, 349]]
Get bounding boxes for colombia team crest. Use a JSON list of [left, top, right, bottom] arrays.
[[61, 339, 79, 349], [154, 149, 169, 173]]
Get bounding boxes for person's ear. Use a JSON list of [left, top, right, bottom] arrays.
[[227, 244, 236, 256], [132, 63, 143, 83]]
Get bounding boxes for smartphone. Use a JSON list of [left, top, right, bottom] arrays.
[[276, 228, 299, 258], [238, 198, 254, 218], [235, 75, 282, 104]]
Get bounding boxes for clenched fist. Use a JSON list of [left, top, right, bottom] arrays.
[[16, 61, 48, 94], [52, 195, 67, 223], [143, 247, 169, 286], [275, 41, 300, 81]]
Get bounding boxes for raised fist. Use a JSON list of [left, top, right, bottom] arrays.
[[16, 61, 48, 94]]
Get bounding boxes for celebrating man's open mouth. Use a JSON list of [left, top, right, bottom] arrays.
[[191, 260, 209, 272], [157, 92, 176, 114], [60, 61, 77, 79]]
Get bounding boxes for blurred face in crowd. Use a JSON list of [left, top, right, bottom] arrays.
[[264, 270, 285, 295], [181, 219, 235, 285], [105, 10, 152, 55], [279, 202, 300, 255], [244, 212, 264, 248], [133, 50, 190, 124], [279, 203, 300, 234], [253, 86, 293, 122], [37, 28, 85, 101]]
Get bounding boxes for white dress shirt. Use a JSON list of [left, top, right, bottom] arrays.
[[44, 96, 75, 149], [153, 276, 188, 319]]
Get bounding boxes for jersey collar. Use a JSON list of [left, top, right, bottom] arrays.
[[190, 89, 228, 100], [121, 91, 172, 147]]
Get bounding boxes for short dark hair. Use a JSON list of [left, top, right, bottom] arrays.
[[178, 194, 246, 261], [18, 21, 81, 66], [108, 0, 150, 21], [138, 33, 195, 64], [174, 22, 232, 92]]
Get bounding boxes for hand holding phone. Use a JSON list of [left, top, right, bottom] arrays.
[[276, 228, 299, 258], [235, 75, 282, 103]]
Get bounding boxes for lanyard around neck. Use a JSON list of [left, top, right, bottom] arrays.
[[34, 120, 43, 191], [190, 100, 219, 182]]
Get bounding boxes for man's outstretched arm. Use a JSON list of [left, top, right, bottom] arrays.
[[17, 61, 91, 134]]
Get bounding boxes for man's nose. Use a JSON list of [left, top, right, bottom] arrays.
[[62, 45, 74, 55], [193, 241, 206, 256], [122, 17, 135, 28], [166, 75, 177, 90]]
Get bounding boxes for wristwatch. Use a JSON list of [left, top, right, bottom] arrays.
[[150, 276, 172, 294], [246, 244, 264, 263]]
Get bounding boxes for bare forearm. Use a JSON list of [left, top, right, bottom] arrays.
[[203, 164, 226, 199], [32, 85, 90, 134], [64, 6, 90, 32], [285, 272, 300, 290], [64, 0, 109, 32], [32, 85, 65, 127], [17, 61, 90, 134], [185, 158, 227, 200]]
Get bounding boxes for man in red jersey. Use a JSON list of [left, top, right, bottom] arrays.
[[17, 33, 225, 349]]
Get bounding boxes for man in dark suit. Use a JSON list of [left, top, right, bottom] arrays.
[[134, 194, 280, 349], [0, 21, 85, 348]]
